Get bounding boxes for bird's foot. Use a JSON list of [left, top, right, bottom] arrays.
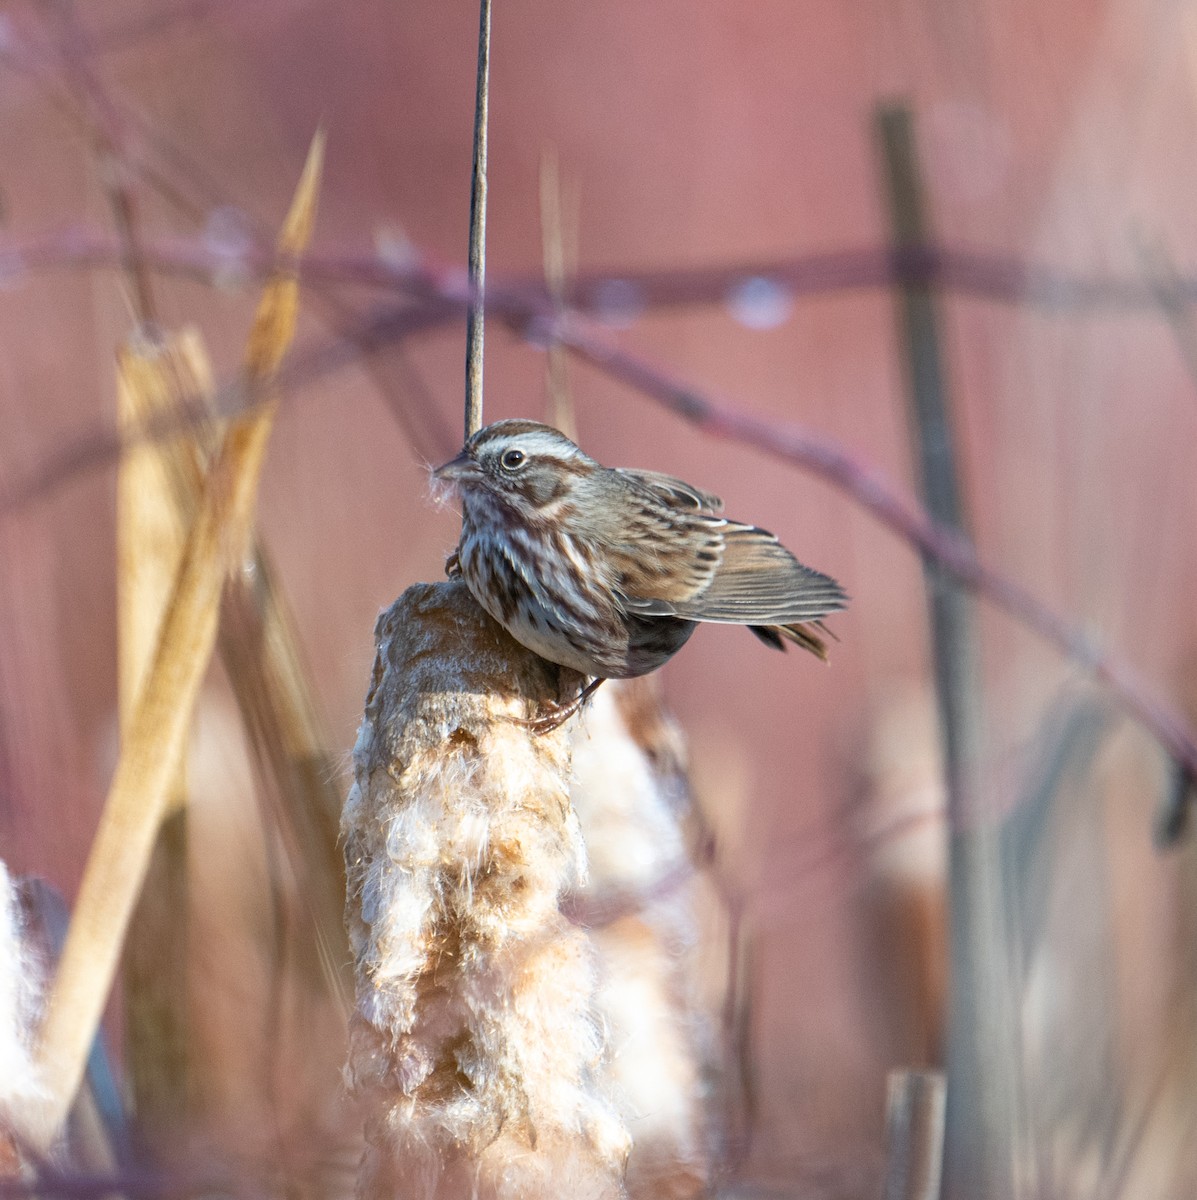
[[444, 549, 462, 579], [514, 677, 605, 734]]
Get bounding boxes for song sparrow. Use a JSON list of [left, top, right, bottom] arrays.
[[434, 420, 847, 690]]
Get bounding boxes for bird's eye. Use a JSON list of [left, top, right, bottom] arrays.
[[500, 448, 526, 471]]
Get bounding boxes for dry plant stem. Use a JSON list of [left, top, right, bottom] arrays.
[[344, 581, 629, 1200], [116, 334, 209, 1141], [1137, 235, 1197, 842], [464, 0, 491, 438], [217, 566, 348, 997], [877, 104, 1019, 1200], [28, 134, 323, 1150], [117, 331, 349, 1000], [47, 1, 158, 323], [539, 146, 578, 440]]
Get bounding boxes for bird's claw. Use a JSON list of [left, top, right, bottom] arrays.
[[512, 678, 605, 735]]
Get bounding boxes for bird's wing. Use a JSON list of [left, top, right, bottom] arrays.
[[620, 521, 848, 624], [614, 468, 723, 513], [606, 470, 726, 604]]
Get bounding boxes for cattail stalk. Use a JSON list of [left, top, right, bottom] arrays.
[[344, 581, 629, 1200]]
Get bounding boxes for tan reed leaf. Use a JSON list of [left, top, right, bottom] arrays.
[[244, 127, 324, 383], [116, 328, 212, 1139], [344, 581, 630, 1200], [116, 327, 214, 746], [27, 134, 324, 1150]]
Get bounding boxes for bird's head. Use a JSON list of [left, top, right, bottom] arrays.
[[433, 420, 597, 517]]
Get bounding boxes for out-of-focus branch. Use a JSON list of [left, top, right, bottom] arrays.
[[877, 102, 1016, 1200], [46, 1, 159, 323], [552, 315, 1197, 802], [2, 225, 1196, 823], [10, 225, 1197, 312]]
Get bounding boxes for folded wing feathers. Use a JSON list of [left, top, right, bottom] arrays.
[[624, 522, 847, 625], [615, 468, 724, 513]]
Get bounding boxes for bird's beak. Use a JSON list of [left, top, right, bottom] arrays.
[[432, 451, 479, 483]]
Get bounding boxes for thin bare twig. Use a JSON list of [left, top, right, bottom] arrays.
[[45, 2, 158, 323], [551, 314, 1197, 802]]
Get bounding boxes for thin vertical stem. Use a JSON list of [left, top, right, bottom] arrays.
[[539, 145, 577, 440], [464, 0, 492, 439], [876, 102, 1020, 1200]]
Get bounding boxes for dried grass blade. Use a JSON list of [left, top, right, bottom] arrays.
[[116, 330, 213, 1138], [28, 134, 324, 1149]]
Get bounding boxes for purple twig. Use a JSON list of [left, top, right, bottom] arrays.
[[551, 313, 1197, 794], [7, 224, 1197, 313]]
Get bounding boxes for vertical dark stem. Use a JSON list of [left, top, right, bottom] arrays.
[[464, 0, 492, 439], [876, 103, 1020, 1200]]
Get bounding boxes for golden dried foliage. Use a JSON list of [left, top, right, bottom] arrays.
[[116, 328, 213, 1138], [26, 132, 324, 1149]]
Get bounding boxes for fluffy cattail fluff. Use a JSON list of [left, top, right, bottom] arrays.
[[0, 861, 44, 1173], [569, 682, 713, 1199], [343, 581, 630, 1200]]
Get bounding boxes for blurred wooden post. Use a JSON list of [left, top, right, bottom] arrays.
[[884, 1069, 946, 1200], [876, 103, 1021, 1200]]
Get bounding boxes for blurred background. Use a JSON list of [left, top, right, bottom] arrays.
[[2, 0, 1197, 1196]]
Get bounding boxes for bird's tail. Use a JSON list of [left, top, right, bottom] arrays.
[[749, 620, 835, 662]]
